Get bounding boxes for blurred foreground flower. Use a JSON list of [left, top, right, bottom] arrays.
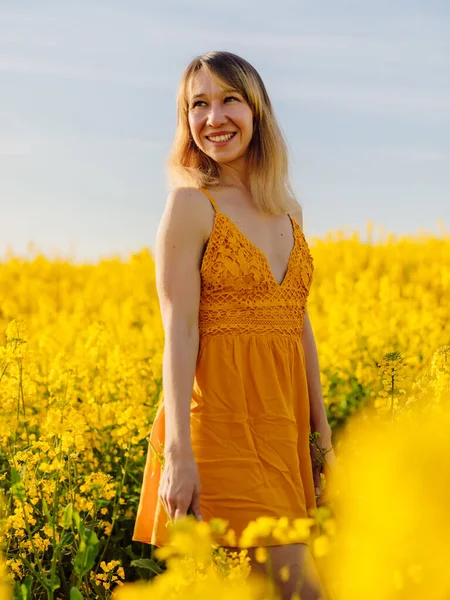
[[0, 555, 12, 600], [321, 399, 450, 599], [112, 515, 271, 600]]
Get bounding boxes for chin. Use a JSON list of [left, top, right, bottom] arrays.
[[209, 149, 242, 159]]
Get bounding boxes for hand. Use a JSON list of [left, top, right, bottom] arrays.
[[309, 431, 337, 506], [158, 453, 203, 523]]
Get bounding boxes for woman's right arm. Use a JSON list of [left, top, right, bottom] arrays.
[[154, 187, 209, 520]]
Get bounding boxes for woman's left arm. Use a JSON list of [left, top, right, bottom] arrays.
[[302, 309, 332, 443], [291, 206, 332, 443], [292, 206, 336, 499], [302, 309, 338, 501]]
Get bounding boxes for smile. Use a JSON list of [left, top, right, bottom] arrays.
[[206, 132, 237, 144]]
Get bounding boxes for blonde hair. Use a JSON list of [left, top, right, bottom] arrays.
[[165, 50, 302, 216]]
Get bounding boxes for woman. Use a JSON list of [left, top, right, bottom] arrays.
[[133, 50, 336, 599]]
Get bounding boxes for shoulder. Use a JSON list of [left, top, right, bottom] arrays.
[[158, 186, 212, 243], [163, 186, 213, 221], [165, 186, 210, 212], [289, 206, 304, 232]]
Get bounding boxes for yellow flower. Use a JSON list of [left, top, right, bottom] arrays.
[[221, 528, 237, 547], [117, 566, 125, 579], [279, 564, 290, 582], [312, 534, 330, 558], [2, 229, 448, 595], [255, 547, 268, 563], [239, 516, 277, 547]]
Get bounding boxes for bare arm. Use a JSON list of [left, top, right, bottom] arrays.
[[155, 187, 209, 459], [302, 310, 332, 440], [291, 207, 332, 441]]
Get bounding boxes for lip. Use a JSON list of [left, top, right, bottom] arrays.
[[205, 132, 237, 147], [206, 131, 236, 137]]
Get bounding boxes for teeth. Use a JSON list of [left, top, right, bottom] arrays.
[[208, 133, 235, 142]]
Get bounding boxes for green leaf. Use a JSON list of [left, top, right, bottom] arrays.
[[10, 467, 26, 502], [13, 576, 33, 600], [62, 503, 73, 529], [123, 544, 139, 561], [49, 574, 61, 592], [58, 531, 75, 548], [70, 587, 84, 600], [41, 497, 52, 525], [11, 481, 26, 503], [74, 529, 100, 577], [130, 558, 165, 574], [110, 528, 125, 543], [72, 508, 81, 532], [11, 467, 21, 485]]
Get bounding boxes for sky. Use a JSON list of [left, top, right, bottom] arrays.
[[1, 0, 449, 263]]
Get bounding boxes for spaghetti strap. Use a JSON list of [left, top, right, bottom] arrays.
[[199, 187, 219, 212]]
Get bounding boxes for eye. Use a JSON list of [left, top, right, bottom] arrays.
[[192, 96, 239, 108]]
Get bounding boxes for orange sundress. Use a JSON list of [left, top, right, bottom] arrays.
[[133, 187, 316, 547]]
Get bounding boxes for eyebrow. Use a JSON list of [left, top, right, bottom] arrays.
[[191, 88, 240, 100]]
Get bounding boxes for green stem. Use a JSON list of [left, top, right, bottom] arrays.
[[67, 449, 75, 505], [391, 375, 395, 426], [58, 562, 70, 598], [18, 495, 47, 584], [18, 360, 30, 446], [48, 446, 62, 592], [18, 554, 46, 588], [94, 438, 131, 574], [0, 360, 9, 383]]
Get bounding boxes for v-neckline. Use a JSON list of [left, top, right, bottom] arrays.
[[217, 211, 298, 288]]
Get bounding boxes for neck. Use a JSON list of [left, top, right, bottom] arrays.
[[219, 159, 250, 191]]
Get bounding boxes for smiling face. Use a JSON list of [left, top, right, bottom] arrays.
[[187, 68, 254, 167]]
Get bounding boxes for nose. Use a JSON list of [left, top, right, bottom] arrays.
[[206, 101, 228, 127]]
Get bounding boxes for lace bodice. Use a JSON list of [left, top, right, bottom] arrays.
[[198, 188, 314, 338]]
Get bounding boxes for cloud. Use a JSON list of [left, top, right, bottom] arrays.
[[0, 137, 33, 155], [375, 146, 450, 162], [0, 55, 170, 87], [0, 5, 448, 121], [276, 79, 450, 119], [0, 10, 60, 26], [289, 142, 450, 163], [0, 31, 61, 48], [0, 132, 163, 156]]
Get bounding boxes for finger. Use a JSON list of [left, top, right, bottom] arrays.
[[166, 497, 179, 521], [174, 496, 191, 520], [158, 489, 171, 521], [324, 452, 337, 481], [313, 463, 322, 479], [190, 495, 203, 521], [174, 506, 188, 521], [313, 469, 322, 496], [165, 501, 176, 522], [159, 496, 169, 520], [313, 471, 321, 490]]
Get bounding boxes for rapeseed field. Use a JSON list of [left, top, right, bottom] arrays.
[[0, 224, 449, 599]]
